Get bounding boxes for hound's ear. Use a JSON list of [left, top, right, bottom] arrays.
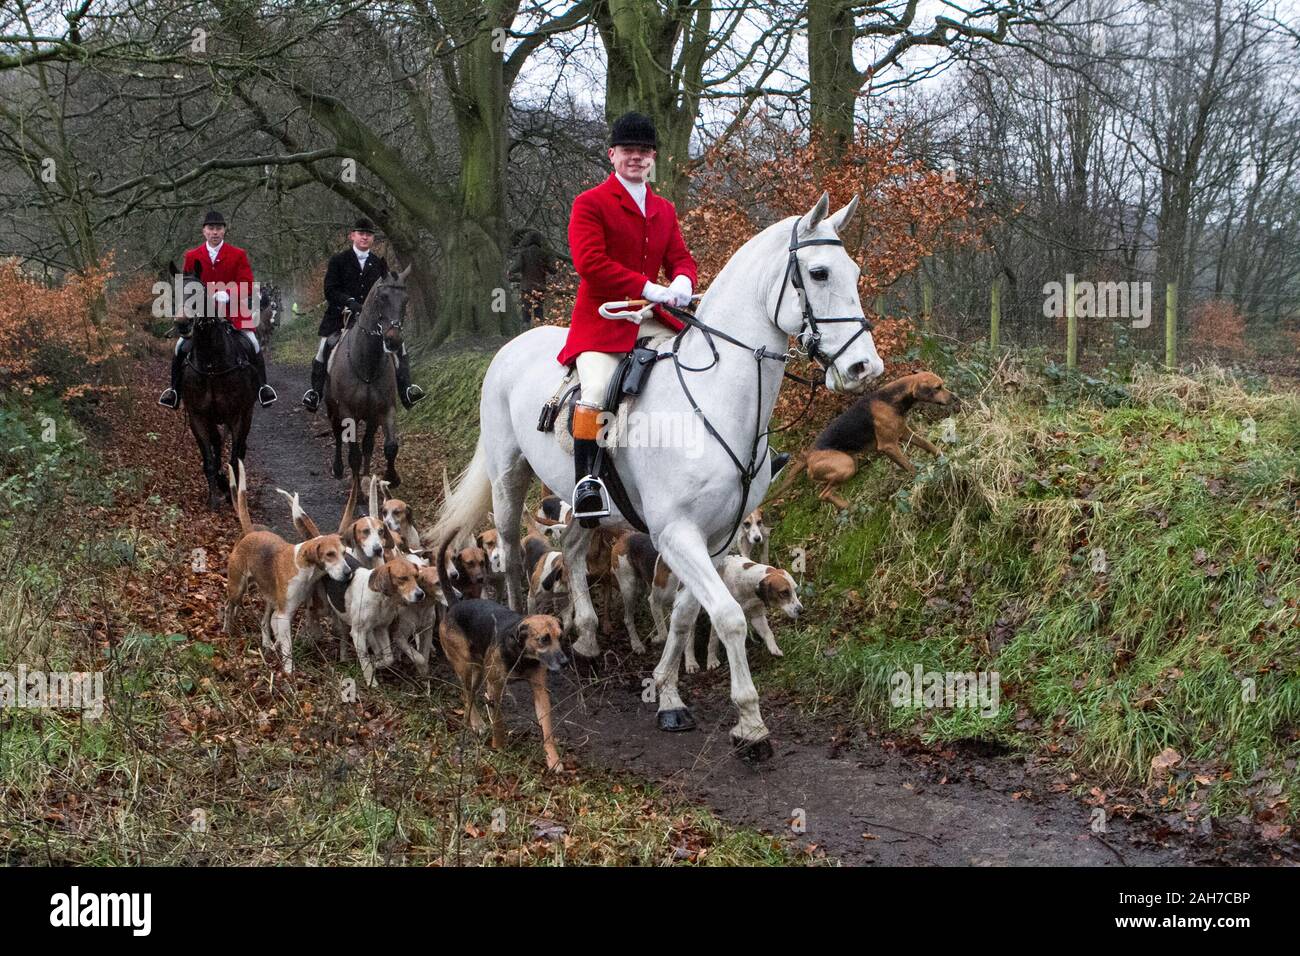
[[798, 192, 831, 237], [404, 505, 416, 527], [397, 263, 412, 281], [341, 522, 356, 549], [827, 195, 859, 235], [369, 563, 392, 594], [301, 538, 322, 566]]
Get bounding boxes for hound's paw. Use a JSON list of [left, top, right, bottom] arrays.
[[684, 659, 699, 675]]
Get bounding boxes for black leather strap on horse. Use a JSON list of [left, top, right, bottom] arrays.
[[183, 321, 253, 377], [586, 351, 652, 533]]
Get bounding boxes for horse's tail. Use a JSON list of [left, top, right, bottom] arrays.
[[763, 450, 809, 507], [228, 460, 255, 536], [429, 439, 493, 551]]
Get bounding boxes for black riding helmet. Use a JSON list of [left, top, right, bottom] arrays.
[[610, 111, 657, 149]]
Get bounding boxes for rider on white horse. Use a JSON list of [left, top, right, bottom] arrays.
[[556, 112, 698, 524]]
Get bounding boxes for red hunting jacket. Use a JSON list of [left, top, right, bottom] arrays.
[[182, 242, 256, 329], [556, 174, 698, 365]]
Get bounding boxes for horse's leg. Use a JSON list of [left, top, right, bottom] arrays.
[[489, 457, 532, 614], [653, 520, 771, 755], [651, 584, 701, 730], [382, 405, 400, 488], [560, 521, 600, 659], [203, 417, 225, 509], [347, 416, 363, 484], [330, 411, 345, 480], [230, 398, 253, 485], [187, 411, 218, 506], [361, 420, 376, 478]]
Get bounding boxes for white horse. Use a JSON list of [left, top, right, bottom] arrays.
[[432, 192, 883, 756]]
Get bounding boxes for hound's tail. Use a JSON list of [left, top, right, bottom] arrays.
[[227, 460, 255, 536], [276, 488, 320, 540], [428, 438, 493, 551], [436, 532, 462, 608], [763, 450, 809, 507]]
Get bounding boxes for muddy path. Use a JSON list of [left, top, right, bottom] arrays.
[[236, 351, 1270, 867], [243, 360, 354, 535]]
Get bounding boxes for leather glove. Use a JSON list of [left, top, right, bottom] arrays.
[[346, 297, 362, 314], [668, 274, 693, 308]]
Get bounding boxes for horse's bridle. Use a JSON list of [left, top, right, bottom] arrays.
[[775, 220, 874, 371], [659, 220, 874, 555]]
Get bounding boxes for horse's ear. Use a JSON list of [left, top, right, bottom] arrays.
[[396, 263, 412, 281], [798, 192, 831, 237], [827, 195, 860, 235]]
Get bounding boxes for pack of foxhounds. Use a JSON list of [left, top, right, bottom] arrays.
[[219, 371, 958, 772]]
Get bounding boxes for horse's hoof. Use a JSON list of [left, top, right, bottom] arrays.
[[657, 708, 696, 732], [331, 462, 343, 480], [385, 474, 401, 489], [732, 735, 774, 762]]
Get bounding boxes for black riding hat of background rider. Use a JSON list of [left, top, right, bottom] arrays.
[[352, 217, 376, 234], [202, 210, 226, 227], [610, 111, 658, 149]]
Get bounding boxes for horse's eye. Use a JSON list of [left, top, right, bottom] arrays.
[[809, 267, 829, 281]]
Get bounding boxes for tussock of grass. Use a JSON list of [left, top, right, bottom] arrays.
[[765, 354, 1300, 818]]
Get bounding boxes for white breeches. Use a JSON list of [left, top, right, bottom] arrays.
[[575, 316, 676, 405], [177, 329, 259, 353]]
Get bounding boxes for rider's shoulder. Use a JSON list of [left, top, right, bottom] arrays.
[[574, 174, 620, 207]]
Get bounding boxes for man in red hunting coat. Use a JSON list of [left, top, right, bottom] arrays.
[[159, 210, 277, 408], [559, 111, 697, 521]]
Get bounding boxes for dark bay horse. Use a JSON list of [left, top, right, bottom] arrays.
[[171, 262, 259, 509], [326, 264, 412, 488]]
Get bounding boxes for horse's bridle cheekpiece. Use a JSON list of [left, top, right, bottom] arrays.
[[776, 220, 873, 370]]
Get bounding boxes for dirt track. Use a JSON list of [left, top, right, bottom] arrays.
[[239, 354, 1271, 867]]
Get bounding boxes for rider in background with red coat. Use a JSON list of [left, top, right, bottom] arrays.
[[159, 210, 277, 408], [559, 111, 696, 521]]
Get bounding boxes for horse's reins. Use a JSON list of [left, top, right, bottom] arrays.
[[178, 310, 253, 378], [641, 221, 874, 556], [346, 303, 402, 386]]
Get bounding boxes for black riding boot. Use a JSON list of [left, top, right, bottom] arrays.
[[252, 350, 277, 406], [770, 450, 791, 477], [303, 355, 328, 413], [396, 347, 424, 409], [572, 437, 610, 527], [158, 344, 186, 409]]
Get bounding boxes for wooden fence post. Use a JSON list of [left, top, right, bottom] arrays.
[[922, 277, 933, 331]]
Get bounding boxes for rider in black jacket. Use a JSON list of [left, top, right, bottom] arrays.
[[302, 217, 424, 412]]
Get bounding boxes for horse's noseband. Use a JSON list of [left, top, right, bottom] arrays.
[[776, 221, 873, 370]]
